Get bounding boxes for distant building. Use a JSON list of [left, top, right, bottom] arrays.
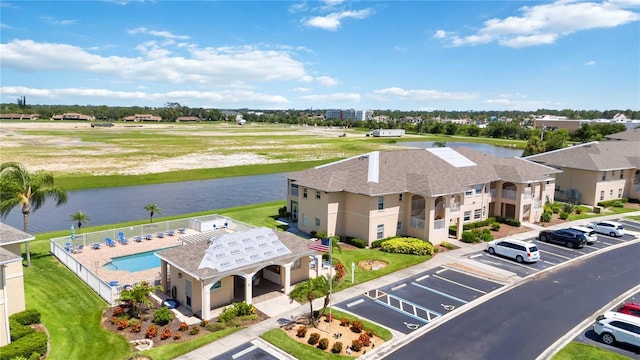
[[325, 109, 373, 121], [122, 114, 162, 122], [0, 114, 39, 120], [51, 113, 94, 121], [176, 116, 201, 122], [372, 129, 405, 137]]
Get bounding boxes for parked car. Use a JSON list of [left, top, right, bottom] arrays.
[[569, 225, 598, 244], [486, 239, 540, 263], [587, 220, 626, 237], [593, 311, 640, 347], [539, 228, 588, 248], [162, 298, 179, 309], [618, 302, 640, 318]]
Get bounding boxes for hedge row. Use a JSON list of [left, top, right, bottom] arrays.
[[449, 217, 521, 235], [9, 309, 40, 326], [597, 198, 628, 208], [379, 237, 434, 256], [0, 331, 47, 360], [341, 236, 367, 249], [9, 320, 35, 342]]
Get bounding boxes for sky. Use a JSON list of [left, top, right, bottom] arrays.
[[0, 0, 639, 111]]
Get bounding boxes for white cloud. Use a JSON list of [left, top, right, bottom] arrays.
[[0, 86, 290, 106], [393, 46, 407, 52], [484, 98, 564, 111], [316, 76, 338, 86], [372, 87, 478, 101], [585, 60, 596, 66], [40, 16, 76, 26], [304, 8, 373, 31], [435, 0, 639, 48], [127, 27, 190, 40], [292, 87, 311, 92], [300, 92, 361, 102], [0, 39, 309, 85]]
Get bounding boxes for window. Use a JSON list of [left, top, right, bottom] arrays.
[[618, 188, 623, 198], [302, 214, 307, 226], [611, 170, 615, 176], [315, 217, 320, 226], [474, 209, 481, 219], [601, 171, 606, 181], [620, 170, 624, 179], [600, 191, 605, 201], [303, 188, 308, 198], [210, 281, 222, 292], [465, 190, 473, 197], [610, 189, 614, 196], [398, 193, 403, 202], [316, 191, 321, 199], [475, 184, 484, 193], [292, 259, 301, 270], [397, 221, 402, 231], [378, 195, 384, 210], [482, 206, 486, 216], [376, 224, 384, 239], [464, 211, 471, 221]]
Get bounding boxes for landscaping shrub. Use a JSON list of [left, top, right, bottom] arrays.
[[189, 325, 200, 335], [0, 331, 47, 360], [278, 206, 287, 217], [296, 326, 307, 338], [559, 212, 569, 220], [179, 322, 189, 331], [117, 319, 129, 330], [351, 320, 363, 333], [379, 237, 434, 256], [598, 198, 628, 207], [153, 307, 174, 325], [129, 321, 141, 333], [205, 322, 226, 332], [343, 236, 367, 248], [218, 301, 255, 324], [200, 320, 209, 327], [29, 353, 40, 360], [113, 306, 124, 316], [318, 338, 329, 350], [358, 332, 371, 346], [495, 217, 521, 227], [324, 313, 334, 322], [9, 320, 34, 341], [9, 309, 41, 326], [308, 332, 320, 345], [540, 211, 552, 222], [480, 232, 494, 242], [440, 241, 456, 250], [461, 231, 478, 243], [160, 327, 172, 340], [145, 324, 158, 338], [340, 318, 350, 327], [491, 222, 501, 231], [351, 339, 363, 352], [331, 342, 343, 354], [173, 333, 181, 340], [371, 237, 395, 248], [334, 262, 346, 282], [613, 200, 625, 208], [575, 207, 583, 214], [561, 203, 576, 214]]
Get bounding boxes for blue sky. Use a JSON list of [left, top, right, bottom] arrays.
[[1, 0, 638, 111]]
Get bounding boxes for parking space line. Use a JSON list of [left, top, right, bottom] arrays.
[[543, 260, 556, 266], [436, 268, 448, 274], [232, 345, 257, 359], [536, 241, 588, 255], [411, 282, 468, 304], [539, 249, 572, 260], [469, 254, 483, 259], [416, 274, 430, 282], [392, 283, 407, 291], [442, 265, 506, 286], [346, 299, 364, 308], [432, 274, 487, 294], [598, 235, 626, 242]]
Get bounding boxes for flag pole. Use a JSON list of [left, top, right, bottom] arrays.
[[328, 236, 332, 334]]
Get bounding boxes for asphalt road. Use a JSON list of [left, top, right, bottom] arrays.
[[384, 241, 640, 360]]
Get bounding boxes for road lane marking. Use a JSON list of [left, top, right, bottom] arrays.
[[411, 282, 468, 304], [432, 274, 487, 294]]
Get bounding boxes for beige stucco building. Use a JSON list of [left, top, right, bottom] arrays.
[[0, 223, 33, 346], [156, 227, 318, 320], [527, 141, 640, 206], [286, 147, 560, 246]]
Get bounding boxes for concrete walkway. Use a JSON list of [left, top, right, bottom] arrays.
[[176, 211, 640, 360]]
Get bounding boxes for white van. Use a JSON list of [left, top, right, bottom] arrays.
[[486, 239, 540, 263], [569, 225, 598, 244]]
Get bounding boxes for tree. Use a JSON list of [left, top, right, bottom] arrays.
[[144, 203, 161, 223], [118, 281, 162, 318], [522, 135, 545, 157], [544, 129, 570, 152], [288, 275, 332, 327], [0, 162, 67, 266], [70, 211, 89, 232]]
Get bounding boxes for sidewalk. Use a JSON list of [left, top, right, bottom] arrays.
[[176, 211, 640, 360]]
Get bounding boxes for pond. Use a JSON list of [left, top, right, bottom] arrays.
[[399, 141, 523, 158]]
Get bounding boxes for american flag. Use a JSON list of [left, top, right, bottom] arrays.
[[308, 238, 331, 253]]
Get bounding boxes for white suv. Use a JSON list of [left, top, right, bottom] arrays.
[[587, 221, 626, 237], [593, 311, 640, 347], [486, 239, 540, 263], [569, 225, 598, 244]]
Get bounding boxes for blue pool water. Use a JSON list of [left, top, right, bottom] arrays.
[[103, 248, 174, 272]]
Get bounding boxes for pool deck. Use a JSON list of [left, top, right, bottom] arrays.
[[71, 229, 199, 286]]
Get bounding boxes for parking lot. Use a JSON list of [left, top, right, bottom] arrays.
[[334, 266, 504, 334], [574, 292, 640, 359], [466, 218, 640, 278]]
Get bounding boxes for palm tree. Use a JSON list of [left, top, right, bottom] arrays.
[[0, 162, 67, 266], [118, 281, 162, 318], [70, 211, 89, 232], [288, 275, 332, 327], [144, 203, 161, 223]]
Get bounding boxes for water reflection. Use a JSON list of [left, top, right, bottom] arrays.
[[400, 141, 523, 158]]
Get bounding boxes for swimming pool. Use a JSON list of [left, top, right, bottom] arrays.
[[103, 247, 175, 272]]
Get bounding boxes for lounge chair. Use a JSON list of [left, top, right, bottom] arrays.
[[73, 245, 84, 254], [117, 232, 128, 244], [156, 232, 165, 238], [65, 242, 73, 252], [134, 236, 143, 242], [105, 237, 116, 247], [145, 234, 153, 240], [92, 243, 101, 250], [178, 228, 186, 234], [166, 230, 175, 237]]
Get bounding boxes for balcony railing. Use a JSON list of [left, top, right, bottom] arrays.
[[534, 200, 542, 209], [449, 205, 460, 213], [523, 191, 532, 200], [502, 189, 517, 200], [434, 219, 445, 230], [410, 217, 425, 229], [490, 189, 496, 198]]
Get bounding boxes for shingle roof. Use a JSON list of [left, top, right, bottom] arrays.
[[156, 228, 315, 280], [288, 147, 560, 197], [606, 128, 640, 141], [0, 247, 21, 265], [0, 223, 34, 245], [526, 141, 640, 171]]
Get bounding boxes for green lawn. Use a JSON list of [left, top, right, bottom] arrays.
[[552, 342, 633, 360], [567, 206, 637, 221]]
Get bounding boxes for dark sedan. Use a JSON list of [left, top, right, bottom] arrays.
[[539, 228, 588, 248]]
